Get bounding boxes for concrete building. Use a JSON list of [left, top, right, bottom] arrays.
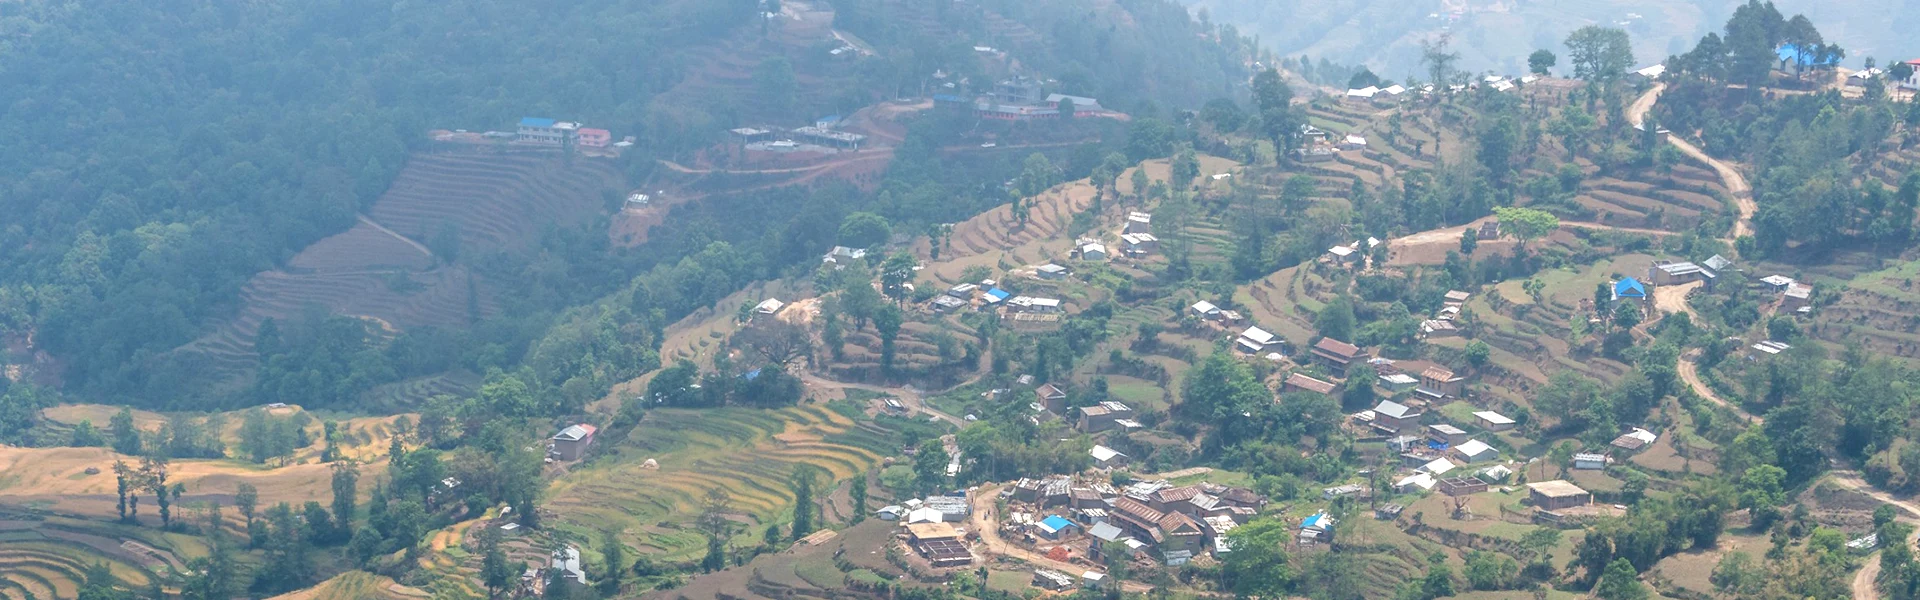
[[1077, 402, 1136, 433], [1437, 476, 1488, 496], [1527, 480, 1592, 510], [549, 424, 598, 461], [1126, 212, 1153, 234], [1120, 233, 1158, 256], [1371, 400, 1425, 432], [1473, 411, 1514, 431], [1090, 445, 1128, 469], [576, 128, 611, 148], [517, 117, 578, 145], [1572, 453, 1608, 470], [1036, 264, 1069, 280], [1453, 439, 1498, 463], [1236, 326, 1281, 354], [1416, 366, 1464, 400]]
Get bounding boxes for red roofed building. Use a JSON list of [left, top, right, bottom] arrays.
[[577, 128, 612, 148]]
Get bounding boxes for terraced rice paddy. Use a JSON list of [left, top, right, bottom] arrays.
[[545, 405, 892, 561]]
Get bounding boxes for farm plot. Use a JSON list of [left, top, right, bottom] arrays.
[[0, 446, 357, 521], [0, 516, 216, 600], [41, 404, 416, 466], [544, 405, 889, 562]]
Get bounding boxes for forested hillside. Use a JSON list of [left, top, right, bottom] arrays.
[[0, 0, 1256, 413]]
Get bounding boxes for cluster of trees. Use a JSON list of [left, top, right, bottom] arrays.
[[1666, 1, 1844, 87]]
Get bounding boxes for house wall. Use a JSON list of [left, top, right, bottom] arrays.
[[552, 437, 590, 460]]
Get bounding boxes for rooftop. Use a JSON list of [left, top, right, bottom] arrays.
[[1285, 373, 1337, 395], [553, 424, 597, 442], [1473, 411, 1514, 425], [1528, 480, 1590, 498], [1314, 337, 1362, 358]]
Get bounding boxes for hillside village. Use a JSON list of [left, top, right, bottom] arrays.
[[7, 1, 1920, 600]]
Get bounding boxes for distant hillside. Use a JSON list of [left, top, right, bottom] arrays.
[[1185, 0, 1920, 78]]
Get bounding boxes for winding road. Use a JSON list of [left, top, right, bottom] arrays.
[[1838, 470, 1920, 600], [1625, 84, 1756, 241]]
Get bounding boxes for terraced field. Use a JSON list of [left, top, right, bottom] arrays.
[[1816, 258, 1920, 360], [545, 405, 892, 561], [0, 517, 211, 600], [168, 151, 622, 394], [41, 403, 415, 465]]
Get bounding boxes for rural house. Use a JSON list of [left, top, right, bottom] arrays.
[[754, 298, 785, 315], [1126, 212, 1153, 234], [1651, 260, 1714, 287], [576, 127, 611, 148], [1190, 301, 1222, 320], [1283, 373, 1337, 397], [1370, 400, 1425, 432], [1610, 428, 1658, 453], [1120, 233, 1158, 256], [1077, 402, 1137, 433], [1527, 481, 1592, 511], [1037, 383, 1069, 413], [549, 424, 598, 461], [1612, 277, 1648, 304], [1236, 326, 1281, 354], [1572, 453, 1608, 470], [1036, 264, 1069, 280], [1453, 439, 1498, 463], [1428, 424, 1469, 446], [1415, 366, 1464, 400], [1474, 411, 1514, 431], [1090, 445, 1128, 469], [549, 546, 589, 591], [1312, 338, 1364, 370]]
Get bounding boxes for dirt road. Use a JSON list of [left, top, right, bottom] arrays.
[[799, 373, 966, 428], [1676, 350, 1762, 425], [1832, 470, 1920, 600], [968, 484, 1154, 594], [1652, 281, 1702, 321], [1622, 83, 1756, 241]]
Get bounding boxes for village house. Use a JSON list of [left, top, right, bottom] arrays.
[[1474, 411, 1515, 431], [1037, 383, 1069, 414], [1610, 428, 1658, 453], [1371, 399, 1425, 432], [517, 117, 578, 145], [1612, 277, 1648, 304], [549, 424, 597, 461], [1751, 340, 1791, 358], [1036, 515, 1078, 540], [1189, 301, 1222, 320], [1903, 59, 1920, 90], [1395, 473, 1436, 493], [1453, 439, 1498, 463], [1298, 512, 1336, 545], [1236, 326, 1282, 354], [1156, 512, 1207, 556], [575, 127, 611, 148], [1007, 296, 1064, 313], [1527, 480, 1592, 511], [754, 298, 785, 315], [1379, 373, 1419, 394], [1428, 424, 1469, 446], [1125, 212, 1153, 234], [822, 245, 867, 265], [1444, 290, 1472, 306], [1077, 401, 1137, 433], [1650, 260, 1715, 287], [1298, 147, 1339, 163], [1283, 373, 1337, 397], [1120, 233, 1158, 256], [1080, 241, 1109, 261], [908, 522, 972, 567], [1416, 366, 1465, 400], [1035, 264, 1069, 280], [1782, 283, 1812, 311], [1421, 319, 1459, 338], [1573, 453, 1609, 470], [1090, 445, 1128, 469], [1339, 134, 1368, 150], [1312, 338, 1364, 371]]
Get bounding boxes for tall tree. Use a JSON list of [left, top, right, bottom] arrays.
[[1252, 69, 1301, 159], [789, 466, 816, 541], [1422, 34, 1461, 90], [848, 471, 869, 524], [330, 462, 358, 540], [596, 529, 626, 597], [1564, 27, 1635, 84], [1529, 49, 1559, 75], [1220, 520, 1297, 597]]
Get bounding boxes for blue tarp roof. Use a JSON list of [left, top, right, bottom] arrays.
[[1777, 44, 1839, 66], [520, 117, 557, 128], [744, 368, 762, 381], [1040, 515, 1075, 531], [1301, 513, 1331, 530], [1614, 277, 1647, 298], [985, 288, 1011, 301]]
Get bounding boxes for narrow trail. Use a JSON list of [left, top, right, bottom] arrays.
[[1676, 349, 1762, 425], [1625, 84, 1756, 242], [357, 214, 433, 258]]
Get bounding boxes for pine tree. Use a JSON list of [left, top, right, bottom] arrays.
[[789, 467, 815, 541], [848, 471, 869, 524]]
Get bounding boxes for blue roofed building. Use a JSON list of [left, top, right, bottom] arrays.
[[1776, 44, 1840, 68], [1613, 277, 1647, 302], [1037, 515, 1078, 539], [984, 288, 1012, 304]]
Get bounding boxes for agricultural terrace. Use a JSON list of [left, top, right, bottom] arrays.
[[545, 405, 892, 562], [0, 515, 216, 600], [41, 404, 415, 465]]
